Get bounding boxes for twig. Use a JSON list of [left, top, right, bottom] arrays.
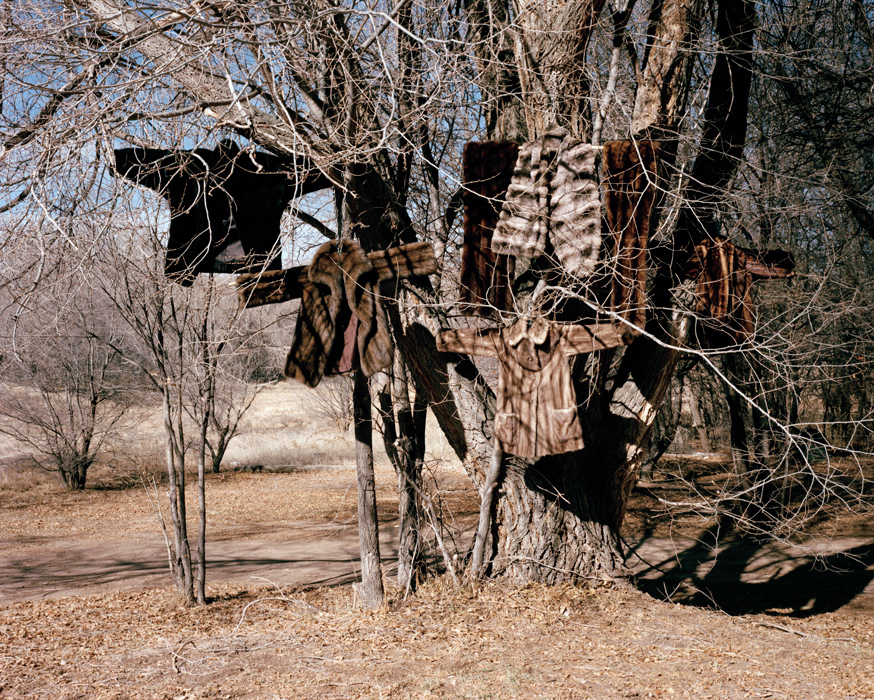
[[742, 618, 810, 638]]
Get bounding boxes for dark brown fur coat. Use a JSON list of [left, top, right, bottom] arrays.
[[285, 240, 393, 387], [459, 141, 518, 316]]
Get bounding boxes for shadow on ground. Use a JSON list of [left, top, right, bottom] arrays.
[[0, 524, 400, 604], [628, 521, 874, 617]]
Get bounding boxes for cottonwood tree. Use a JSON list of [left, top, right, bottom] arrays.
[[2, 0, 872, 591]]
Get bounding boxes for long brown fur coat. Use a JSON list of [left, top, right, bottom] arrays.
[[602, 140, 659, 330], [285, 240, 393, 387], [459, 141, 518, 315]]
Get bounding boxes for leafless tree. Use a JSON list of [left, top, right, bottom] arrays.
[[0, 258, 135, 489], [1, 0, 872, 594]]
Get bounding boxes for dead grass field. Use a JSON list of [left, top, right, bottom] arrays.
[[1, 380, 873, 699]]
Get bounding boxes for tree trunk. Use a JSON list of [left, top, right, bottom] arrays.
[[195, 409, 208, 605], [688, 385, 711, 452], [60, 456, 90, 490], [470, 443, 503, 579], [375, 357, 425, 592], [514, 0, 607, 137], [391, 354, 424, 592], [162, 388, 194, 605], [353, 371, 384, 608]]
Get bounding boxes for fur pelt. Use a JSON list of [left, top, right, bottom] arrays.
[[551, 138, 601, 277], [602, 140, 659, 330], [684, 237, 795, 347], [459, 141, 519, 316], [285, 240, 393, 387]]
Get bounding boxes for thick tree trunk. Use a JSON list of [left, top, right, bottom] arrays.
[[514, 0, 607, 137], [495, 453, 627, 583]]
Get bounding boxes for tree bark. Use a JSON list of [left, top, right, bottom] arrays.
[[391, 353, 424, 592], [470, 443, 503, 578], [514, 0, 607, 137], [353, 371, 384, 609], [688, 385, 711, 452]]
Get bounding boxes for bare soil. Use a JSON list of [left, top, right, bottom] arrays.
[[1, 394, 873, 698]]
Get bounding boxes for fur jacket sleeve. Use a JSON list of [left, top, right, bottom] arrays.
[[236, 242, 437, 309]]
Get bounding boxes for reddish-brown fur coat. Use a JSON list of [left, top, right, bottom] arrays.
[[602, 140, 660, 330], [684, 237, 795, 347]]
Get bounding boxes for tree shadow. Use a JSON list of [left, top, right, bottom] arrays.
[[628, 520, 874, 617]]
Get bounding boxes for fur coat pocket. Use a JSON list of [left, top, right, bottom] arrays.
[[552, 406, 582, 444], [494, 412, 519, 445]]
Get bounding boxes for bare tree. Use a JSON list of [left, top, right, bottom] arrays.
[[1, 0, 872, 593], [0, 228, 135, 489]]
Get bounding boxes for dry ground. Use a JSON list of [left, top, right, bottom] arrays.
[[1, 381, 873, 699]]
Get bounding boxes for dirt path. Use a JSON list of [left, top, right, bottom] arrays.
[[0, 522, 402, 604], [4, 520, 873, 617]]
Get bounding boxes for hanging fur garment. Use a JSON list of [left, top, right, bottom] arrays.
[[492, 125, 601, 279], [114, 142, 330, 285], [437, 318, 631, 458], [459, 141, 519, 316], [551, 138, 601, 277], [602, 140, 659, 330], [285, 240, 393, 387], [491, 125, 565, 260], [683, 236, 795, 347]]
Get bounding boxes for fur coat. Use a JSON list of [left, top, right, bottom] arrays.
[[602, 140, 659, 330], [491, 125, 601, 278], [459, 141, 518, 316], [437, 318, 630, 458], [285, 240, 393, 387], [683, 237, 795, 347], [114, 143, 329, 285]]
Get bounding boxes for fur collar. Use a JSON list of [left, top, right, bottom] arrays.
[[507, 316, 551, 347]]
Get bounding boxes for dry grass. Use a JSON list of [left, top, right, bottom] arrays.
[[1, 578, 871, 699], [2, 383, 874, 699]]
